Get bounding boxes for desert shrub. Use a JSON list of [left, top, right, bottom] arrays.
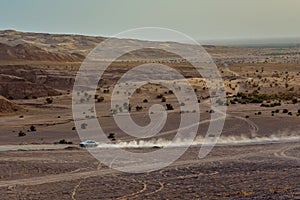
[[216, 99, 226, 106], [288, 112, 293, 116], [248, 98, 263, 103], [59, 139, 67, 144], [292, 98, 298, 104], [285, 83, 289, 88], [261, 102, 281, 107], [80, 98, 85, 103], [161, 97, 166, 102], [143, 99, 148, 103], [245, 116, 249, 118], [8, 96, 14, 100], [18, 131, 26, 137], [32, 96, 37, 99], [103, 89, 110, 94], [282, 109, 288, 114], [234, 92, 292, 104], [298, 109, 300, 114], [72, 127, 76, 130], [108, 133, 116, 141], [157, 94, 164, 99], [136, 105, 143, 111], [273, 102, 281, 107], [58, 139, 73, 144], [257, 112, 262, 115], [118, 107, 123, 113], [136, 88, 142, 94], [261, 103, 269, 107], [30, 125, 36, 132], [81, 123, 87, 129], [97, 96, 104, 103], [111, 109, 117, 115], [166, 104, 174, 110], [46, 98, 53, 104], [24, 96, 29, 100], [19, 115, 24, 118]]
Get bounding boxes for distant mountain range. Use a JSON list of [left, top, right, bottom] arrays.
[[0, 30, 256, 61], [200, 38, 300, 48]]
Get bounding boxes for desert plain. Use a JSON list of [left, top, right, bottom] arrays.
[[0, 30, 299, 199]]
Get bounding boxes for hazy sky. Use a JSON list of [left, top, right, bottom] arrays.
[[1, 0, 300, 40]]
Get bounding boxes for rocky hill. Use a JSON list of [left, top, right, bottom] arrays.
[[0, 95, 23, 113], [0, 29, 264, 100], [0, 73, 60, 99], [0, 42, 81, 62], [0, 30, 105, 58], [0, 30, 257, 60]]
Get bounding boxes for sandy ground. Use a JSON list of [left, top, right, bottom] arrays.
[[0, 92, 299, 199], [0, 49, 299, 199], [0, 142, 299, 199]]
